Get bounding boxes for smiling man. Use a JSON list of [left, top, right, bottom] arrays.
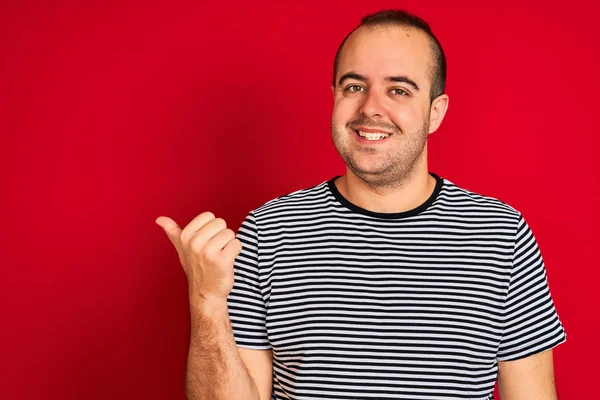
[[156, 9, 566, 400]]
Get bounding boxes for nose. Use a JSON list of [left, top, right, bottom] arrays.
[[358, 89, 385, 118]]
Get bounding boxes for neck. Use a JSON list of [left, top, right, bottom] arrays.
[[334, 162, 436, 214]]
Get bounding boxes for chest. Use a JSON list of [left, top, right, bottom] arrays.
[[262, 237, 512, 366]]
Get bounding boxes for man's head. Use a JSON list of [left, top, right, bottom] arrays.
[[330, 9, 449, 189], [333, 10, 446, 103]]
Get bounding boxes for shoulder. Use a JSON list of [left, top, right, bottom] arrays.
[[251, 179, 332, 219], [436, 176, 522, 221]]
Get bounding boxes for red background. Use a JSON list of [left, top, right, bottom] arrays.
[[1, 1, 598, 398]]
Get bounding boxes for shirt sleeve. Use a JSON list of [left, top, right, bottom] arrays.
[[227, 212, 271, 349], [496, 214, 567, 361]]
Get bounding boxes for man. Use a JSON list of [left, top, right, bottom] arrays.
[[156, 9, 566, 400]]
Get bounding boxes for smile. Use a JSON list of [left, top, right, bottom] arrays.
[[355, 130, 391, 141]]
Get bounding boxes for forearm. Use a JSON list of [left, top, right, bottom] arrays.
[[186, 302, 260, 400]]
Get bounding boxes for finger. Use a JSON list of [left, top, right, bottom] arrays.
[[219, 238, 243, 266], [155, 216, 183, 249], [190, 218, 227, 250], [180, 211, 216, 244], [203, 228, 236, 254]]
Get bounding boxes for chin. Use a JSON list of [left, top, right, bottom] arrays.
[[349, 163, 393, 180], [348, 156, 391, 174]]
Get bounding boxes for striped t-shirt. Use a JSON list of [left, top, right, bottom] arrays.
[[227, 173, 566, 400]]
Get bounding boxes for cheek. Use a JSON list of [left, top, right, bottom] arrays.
[[333, 97, 358, 122], [389, 105, 422, 129]]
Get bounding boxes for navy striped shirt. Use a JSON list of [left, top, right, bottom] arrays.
[[227, 173, 566, 399]]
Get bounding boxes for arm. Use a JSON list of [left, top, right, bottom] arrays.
[[497, 215, 566, 399], [186, 302, 269, 400], [156, 212, 272, 400], [238, 347, 273, 399], [498, 349, 557, 400]]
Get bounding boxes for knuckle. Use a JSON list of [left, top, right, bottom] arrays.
[[202, 250, 215, 262], [189, 235, 206, 253], [213, 218, 227, 230], [201, 211, 215, 220], [224, 228, 235, 237], [180, 228, 192, 244], [234, 239, 243, 252]]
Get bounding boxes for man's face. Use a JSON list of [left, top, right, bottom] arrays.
[[331, 25, 442, 188]]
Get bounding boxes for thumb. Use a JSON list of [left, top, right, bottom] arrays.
[[155, 216, 183, 250]]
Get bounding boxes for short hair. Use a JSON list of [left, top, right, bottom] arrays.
[[332, 9, 447, 102]]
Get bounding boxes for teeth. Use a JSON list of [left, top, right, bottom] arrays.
[[358, 130, 390, 140]]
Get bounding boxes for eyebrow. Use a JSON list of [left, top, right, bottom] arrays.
[[337, 72, 420, 91]]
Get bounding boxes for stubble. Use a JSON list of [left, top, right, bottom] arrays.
[[331, 119, 430, 191]]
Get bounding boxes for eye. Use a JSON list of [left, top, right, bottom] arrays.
[[344, 85, 365, 93], [391, 88, 409, 96]]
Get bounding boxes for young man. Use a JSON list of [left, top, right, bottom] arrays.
[[156, 9, 566, 400]]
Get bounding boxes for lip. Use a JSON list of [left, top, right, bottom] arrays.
[[352, 128, 392, 144], [352, 126, 394, 135]]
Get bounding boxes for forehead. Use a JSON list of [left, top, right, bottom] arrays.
[[337, 25, 433, 88]]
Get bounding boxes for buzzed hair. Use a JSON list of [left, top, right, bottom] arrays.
[[332, 9, 447, 102]]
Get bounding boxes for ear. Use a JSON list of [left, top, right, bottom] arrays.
[[428, 94, 449, 134]]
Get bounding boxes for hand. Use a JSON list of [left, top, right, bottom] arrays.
[[155, 212, 243, 310]]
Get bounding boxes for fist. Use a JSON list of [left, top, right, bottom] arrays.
[[155, 212, 243, 307]]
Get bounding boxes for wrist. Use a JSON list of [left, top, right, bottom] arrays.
[[189, 293, 229, 319]]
